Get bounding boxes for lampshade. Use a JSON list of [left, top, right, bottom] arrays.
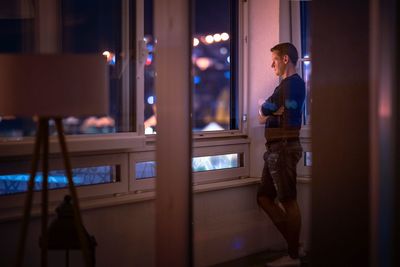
[[0, 54, 108, 117]]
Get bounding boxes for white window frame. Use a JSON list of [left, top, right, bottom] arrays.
[[129, 138, 250, 192], [0, 153, 129, 220]]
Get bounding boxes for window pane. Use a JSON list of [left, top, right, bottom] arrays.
[[304, 151, 312, 167], [135, 153, 240, 180], [143, 0, 156, 134], [192, 153, 239, 172], [300, 1, 311, 126], [136, 161, 156, 179], [143, 0, 238, 134], [193, 0, 237, 132], [0, 3, 35, 138], [0, 0, 135, 138], [0, 165, 118, 196], [61, 0, 132, 134], [300, 1, 311, 58], [302, 60, 311, 124]]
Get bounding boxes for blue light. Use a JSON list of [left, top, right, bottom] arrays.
[[147, 44, 154, 52], [147, 96, 155, 105], [232, 237, 244, 250], [224, 71, 230, 79], [194, 76, 201, 84]]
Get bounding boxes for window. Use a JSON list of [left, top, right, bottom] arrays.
[[0, 165, 117, 196], [130, 142, 249, 191], [0, 153, 127, 198], [143, 0, 239, 134], [0, 0, 134, 138], [290, 0, 312, 177], [300, 1, 311, 125], [135, 153, 241, 179], [0, 0, 248, 201]]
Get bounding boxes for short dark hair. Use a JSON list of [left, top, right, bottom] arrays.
[[270, 43, 299, 65]]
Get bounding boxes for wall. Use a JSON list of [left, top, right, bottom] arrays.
[[0, 184, 290, 267], [248, 0, 280, 178]]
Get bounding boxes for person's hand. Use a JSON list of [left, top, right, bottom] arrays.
[[258, 113, 268, 124], [273, 106, 284, 116]]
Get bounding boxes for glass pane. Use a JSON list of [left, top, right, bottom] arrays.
[[0, 0, 135, 138], [193, 0, 235, 132], [136, 161, 156, 179], [300, 1, 311, 58], [192, 153, 239, 172], [143, 0, 156, 134], [0, 2, 35, 138], [135, 153, 240, 180], [304, 151, 312, 167], [300, 1, 311, 126], [0, 165, 117, 196], [143, 0, 238, 134], [61, 0, 130, 134], [302, 60, 311, 125]]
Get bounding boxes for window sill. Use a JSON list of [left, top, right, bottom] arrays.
[[0, 133, 146, 157]]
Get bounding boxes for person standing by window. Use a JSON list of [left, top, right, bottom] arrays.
[[257, 43, 305, 267]]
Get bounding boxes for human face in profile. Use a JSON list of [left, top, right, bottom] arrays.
[[271, 51, 288, 77]]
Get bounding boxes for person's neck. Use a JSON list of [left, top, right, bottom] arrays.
[[281, 66, 297, 79]]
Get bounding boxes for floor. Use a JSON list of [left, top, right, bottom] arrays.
[[211, 250, 309, 267]]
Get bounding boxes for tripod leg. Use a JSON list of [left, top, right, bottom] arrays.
[[55, 118, 92, 267], [16, 119, 43, 267], [41, 118, 49, 267]]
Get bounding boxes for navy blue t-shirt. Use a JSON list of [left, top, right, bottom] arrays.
[[261, 74, 305, 139]]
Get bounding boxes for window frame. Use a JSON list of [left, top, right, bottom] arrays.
[[289, 0, 312, 178], [290, 0, 311, 133], [0, 153, 129, 208], [129, 138, 250, 192]]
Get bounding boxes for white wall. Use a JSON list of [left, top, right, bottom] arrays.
[[248, 0, 280, 178], [0, 185, 286, 267]]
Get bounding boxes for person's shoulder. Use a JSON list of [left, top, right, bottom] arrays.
[[282, 74, 304, 86], [289, 73, 304, 82]]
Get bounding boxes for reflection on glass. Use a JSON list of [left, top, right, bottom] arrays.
[[0, 166, 116, 196], [302, 60, 311, 125], [304, 151, 312, 167], [0, 0, 134, 138], [135, 153, 240, 179], [300, 1, 311, 125], [136, 161, 156, 179], [143, 0, 236, 133], [192, 153, 239, 172], [300, 1, 311, 59]]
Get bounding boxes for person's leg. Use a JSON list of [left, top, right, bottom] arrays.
[[257, 145, 290, 243], [257, 195, 288, 242], [281, 199, 301, 259], [277, 140, 303, 259]]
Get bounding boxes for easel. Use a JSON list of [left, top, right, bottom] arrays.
[[15, 117, 92, 267]]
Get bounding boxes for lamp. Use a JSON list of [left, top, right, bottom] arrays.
[[45, 195, 97, 267], [0, 54, 108, 267]]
